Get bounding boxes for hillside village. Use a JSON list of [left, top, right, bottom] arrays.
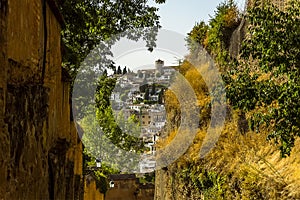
[[110, 59, 176, 172], [2, 0, 300, 199]]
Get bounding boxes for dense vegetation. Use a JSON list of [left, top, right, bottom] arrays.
[[186, 0, 300, 157], [156, 0, 300, 199], [187, 0, 241, 64], [226, 0, 300, 157]]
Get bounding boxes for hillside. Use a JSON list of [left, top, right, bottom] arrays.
[[155, 0, 300, 199]]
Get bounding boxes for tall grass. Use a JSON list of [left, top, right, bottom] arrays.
[[156, 61, 300, 199]]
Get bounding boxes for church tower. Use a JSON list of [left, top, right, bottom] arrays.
[[155, 59, 164, 74]]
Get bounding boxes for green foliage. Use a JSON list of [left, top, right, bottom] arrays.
[[81, 111, 142, 172], [177, 163, 226, 199], [122, 66, 127, 75], [86, 161, 119, 194], [79, 73, 146, 172], [238, 170, 265, 200], [139, 84, 149, 93], [150, 83, 156, 95], [207, 0, 239, 51], [226, 0, 300, 156], [139, 172, 155, 183], [119, 90, 129, 102], [158, 88, 164, 104], [144, 88, 150, 100], [116, 66, 122, 75], [156, 1, 300, 200], [69, 0, 166, 122], [95, 74, 145, 153], [186, 0, 240, 63], [186, 21, 208, 61], [94, 171, 108, 194]]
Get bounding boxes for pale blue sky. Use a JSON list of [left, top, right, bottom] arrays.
[[150, 0, 246, 35], [111, 0, 246, 70]]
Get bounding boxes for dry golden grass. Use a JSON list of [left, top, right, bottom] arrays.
[[156, 129, 178, 149], [156, 61, 300, 199], [182, 111, 300, 199]]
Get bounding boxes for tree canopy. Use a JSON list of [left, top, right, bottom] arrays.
[[186, 0, 240, 63], [60, 0, 166, 79], [66, 0, 167, 171]]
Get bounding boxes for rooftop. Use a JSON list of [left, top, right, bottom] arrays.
[[109, 174, 136, 180]]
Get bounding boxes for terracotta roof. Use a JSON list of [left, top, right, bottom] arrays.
[[139, 183, 155, 189], [109, 174, 136, 180]]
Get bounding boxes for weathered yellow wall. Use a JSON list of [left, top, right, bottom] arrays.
[[7, 0, 44, 84], [84, 177, 105, 200], [105, 178, 155, 200], [105, 179, 137, 200], [0, 0, 83, 199]]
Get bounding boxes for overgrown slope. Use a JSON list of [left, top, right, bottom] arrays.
[[155, 1, 300, 199]]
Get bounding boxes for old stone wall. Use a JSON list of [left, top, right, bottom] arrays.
[[0, 0, 83, 199], [106, 179, 138, 200], [136, 184, 155, 200], [84, 176, 105, 200], [229, 17, 247, 58], [105, 174, 155, 200], [154, 167, 181, 200]]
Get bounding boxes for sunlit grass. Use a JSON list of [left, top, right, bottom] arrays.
[[156, 61, 300, 199]]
